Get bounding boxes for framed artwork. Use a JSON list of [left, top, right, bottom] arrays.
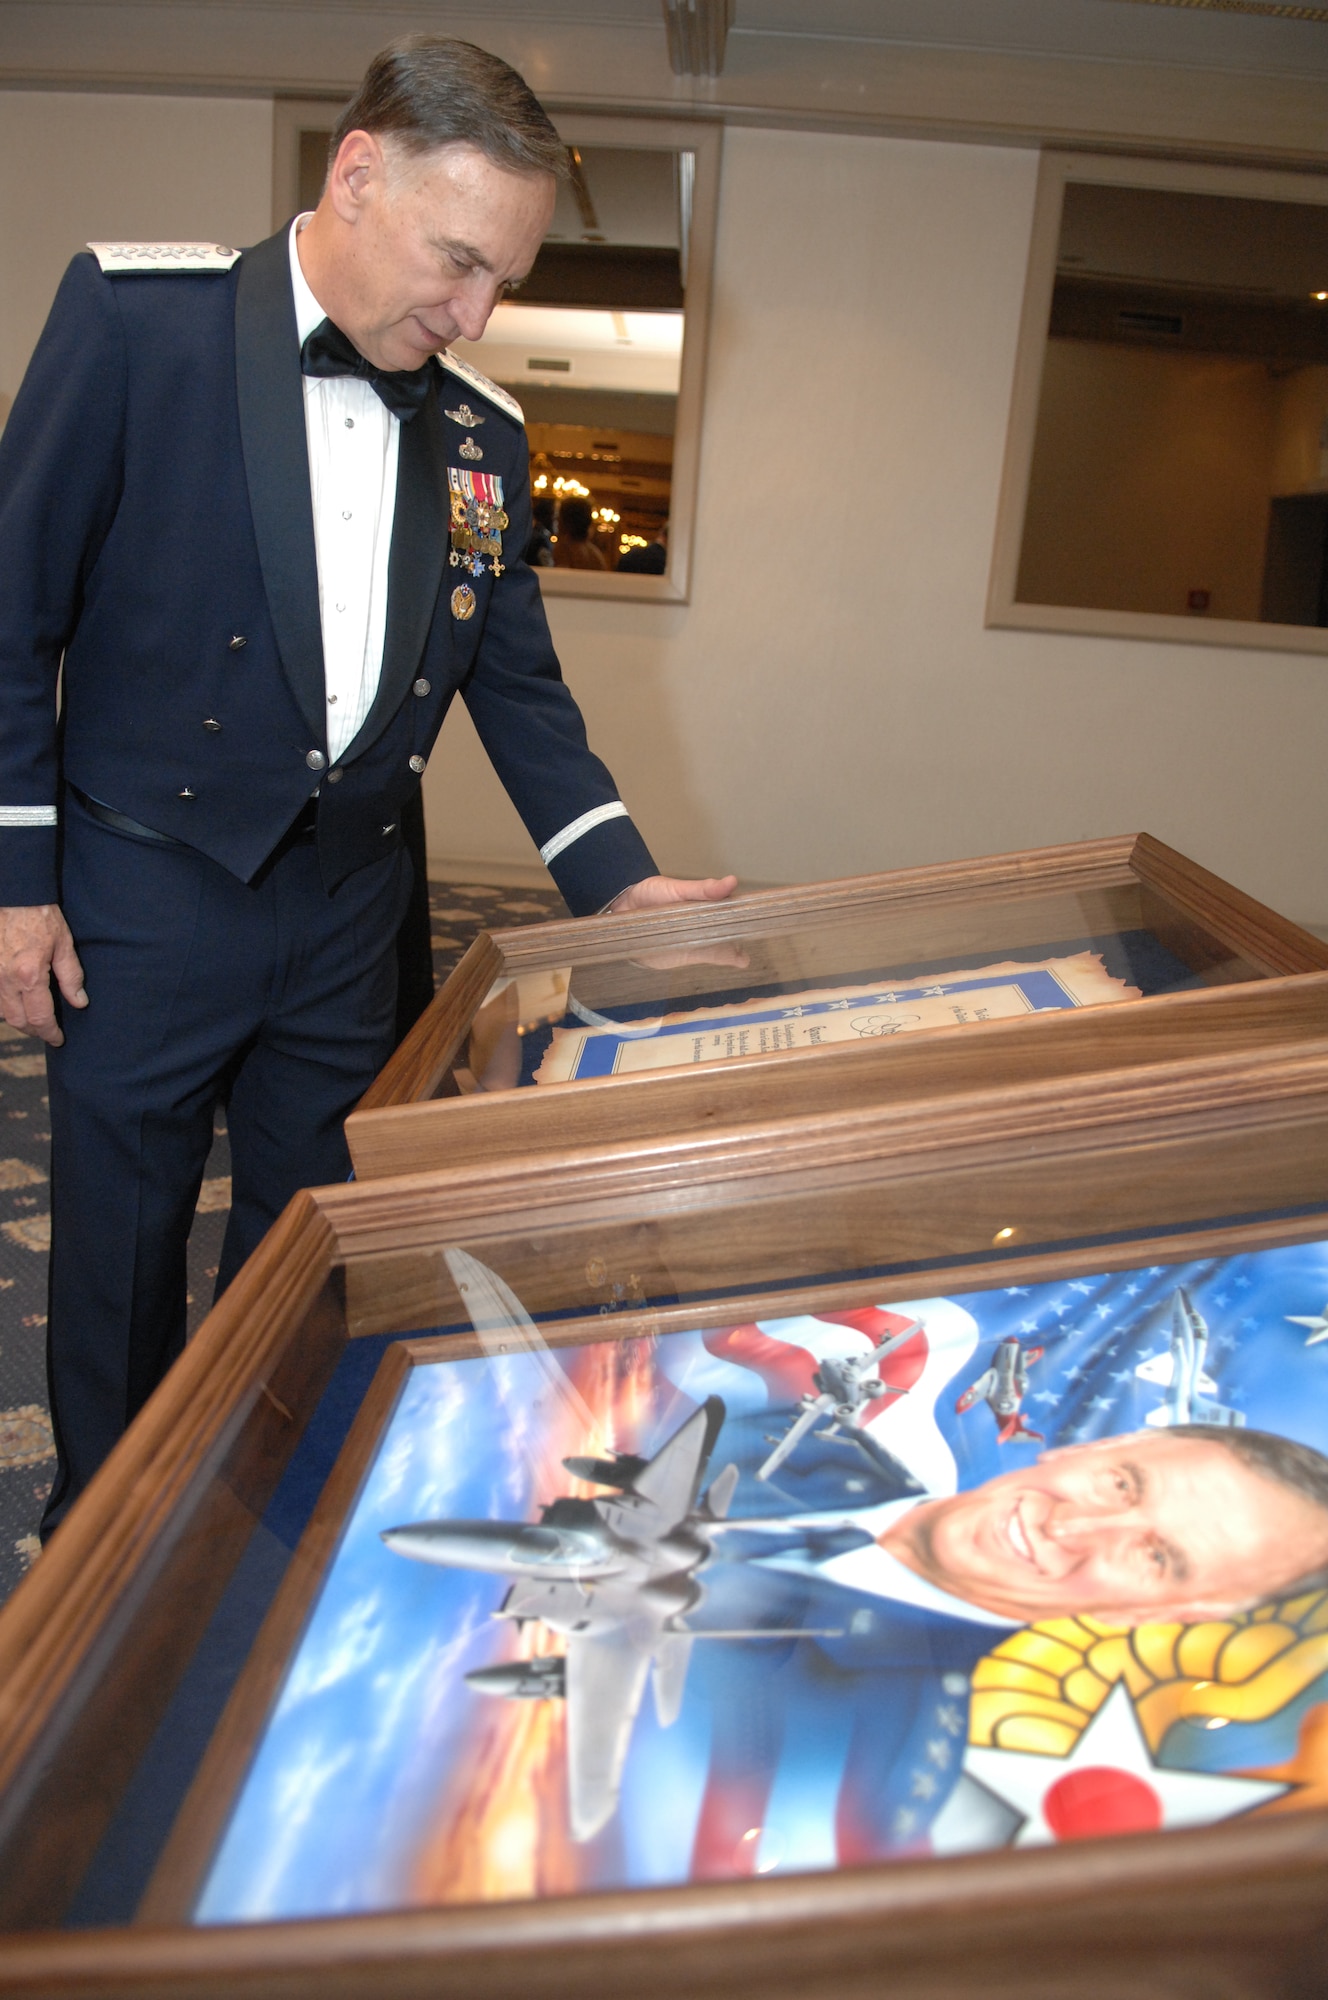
[[165, 1235, 1328, 1924], [347, 833, 1328, 1179], [5, 1042, 1328, 1994]]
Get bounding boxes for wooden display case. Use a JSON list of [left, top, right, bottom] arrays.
[[5, 1042, 1328, 1995], [348, 833, 1328, 1179]]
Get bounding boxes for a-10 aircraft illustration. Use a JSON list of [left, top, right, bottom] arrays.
[[755, 1316, 924, 1481], [955, 1335, 1045, 1444], [381, 1250, 829, 1844], [1136, 1286, 1244, 1428]]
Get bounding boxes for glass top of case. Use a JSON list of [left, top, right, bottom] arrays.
[[137, 1229, 1328, 1924], [462, 876, 1274, 1091]]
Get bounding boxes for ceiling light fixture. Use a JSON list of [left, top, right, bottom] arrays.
[[662, 0, 734, 77]]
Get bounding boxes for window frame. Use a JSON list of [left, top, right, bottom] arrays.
[[273, 100, 721, 607], [986, 149, 1328, 658]]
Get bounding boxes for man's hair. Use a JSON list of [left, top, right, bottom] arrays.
[[560, 498, 594, 539], [330, 36, 569, 182], [1170, 1423, 1328, 1597]]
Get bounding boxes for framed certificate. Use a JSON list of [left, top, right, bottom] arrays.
[[4, 1041, 1328, 1994], [348, 833, 1328, 1180]]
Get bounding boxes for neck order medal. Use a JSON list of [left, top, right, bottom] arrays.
[[449, 467, 507, 578]]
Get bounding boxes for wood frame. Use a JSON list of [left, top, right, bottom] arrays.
[[4, 1043, 1328, 1990], [273, 100, 721, 607], [347, 831, 1328, 1179], [986, 149, 1328, 657]]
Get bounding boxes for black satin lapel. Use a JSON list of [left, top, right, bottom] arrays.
[[342, 376, 448, 762], [234, 230, 327, 748]]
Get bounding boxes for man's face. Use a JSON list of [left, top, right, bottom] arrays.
[[321, 134, 554, 371], [893, 1432, 1328, 1625]]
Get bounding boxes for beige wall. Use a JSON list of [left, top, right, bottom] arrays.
[[0, 90, 273, 408], [4, 100, 1326, 930], [426, 126, 1328, 929], [1017, 341, 1275, 623]]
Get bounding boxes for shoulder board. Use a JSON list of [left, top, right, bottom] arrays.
[[88, 241, 240, 274], [438, 350, 524, 425]]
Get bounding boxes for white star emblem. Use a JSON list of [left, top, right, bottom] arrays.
[[962, 1682, 1285, 1847], [1287, 1301, 1328, 1346]]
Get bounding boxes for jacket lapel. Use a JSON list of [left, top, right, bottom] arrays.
[[234, 229, 327, 749], [342, 368, 449, 763]]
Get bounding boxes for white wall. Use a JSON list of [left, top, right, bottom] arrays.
[[425, 126, 1328, 930], [0, 90, 273, 409]]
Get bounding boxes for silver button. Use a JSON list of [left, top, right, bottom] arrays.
[[344, 417, 354, 429], [408, 754, 426, 774], [327, 693, 338, 705], [412, 678, 431, 697], [342, 510, 352, 520], [178, 787, 196, 799], [382, 822, 397, 836], [228, 635, 246, 651], [306, 749, 327, 772], [203, 717, 222, 732], [335, 603, 346, 614], [325, 768, 343, 784]]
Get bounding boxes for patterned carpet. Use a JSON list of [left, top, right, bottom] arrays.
[[0, 877, 566, 1605]]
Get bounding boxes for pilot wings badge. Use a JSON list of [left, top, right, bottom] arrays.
[[445, 402, 486, 428], [448, 467, 507, 578]]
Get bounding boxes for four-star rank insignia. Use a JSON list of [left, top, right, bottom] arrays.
[[449, 467, 507, 578]]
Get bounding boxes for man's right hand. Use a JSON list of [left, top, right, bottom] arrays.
[[0, 906, 87, 1047]]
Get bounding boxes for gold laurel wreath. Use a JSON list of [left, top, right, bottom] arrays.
[[970, 1591, 1328, 1764]]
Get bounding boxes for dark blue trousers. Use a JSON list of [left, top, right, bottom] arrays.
[[42, 795, 411, 1532]]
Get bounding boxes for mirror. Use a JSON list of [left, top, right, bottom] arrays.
[[988, 154, 1328, 656], [276, 104, 719, 603]]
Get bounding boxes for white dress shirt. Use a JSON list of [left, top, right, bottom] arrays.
[[288, 217, 399, 767]]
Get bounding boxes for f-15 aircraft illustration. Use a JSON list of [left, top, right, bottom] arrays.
[[755, 1317, 924, 1481], [382, 1251, 832, 1844], [955, 1335, 1045, 1444], [1136, 1286, 1244, 1428], [382, 1396, 825, 1844]]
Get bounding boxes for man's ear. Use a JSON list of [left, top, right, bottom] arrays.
[[326, 129, 385, 223]]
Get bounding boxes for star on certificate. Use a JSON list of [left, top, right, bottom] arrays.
[[962, 1682, 1285, 1848], [1287, 1301, 1328, 1346]]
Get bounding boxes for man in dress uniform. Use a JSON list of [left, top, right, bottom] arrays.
[[0, 36, 734, 1533]]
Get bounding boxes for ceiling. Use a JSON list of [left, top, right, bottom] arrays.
[[4, 0, 1328, 165]]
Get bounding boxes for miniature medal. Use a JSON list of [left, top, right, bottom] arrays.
[[451, 583, 477, 620], [447, 467, 507, 578]]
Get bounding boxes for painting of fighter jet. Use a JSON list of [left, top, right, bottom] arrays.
[[1136, 1287, 1244, 1428], [955, 1336, 1044, 1444], [383, 1398, 742, 1843], [755, 1317, 923, 1481]]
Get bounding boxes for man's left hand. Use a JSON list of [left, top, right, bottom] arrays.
[[608, 873, 738, 914]]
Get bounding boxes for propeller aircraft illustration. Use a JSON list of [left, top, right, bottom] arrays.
[[755, 1316, 924, 1482], [955, 1335, 1045, 1444]]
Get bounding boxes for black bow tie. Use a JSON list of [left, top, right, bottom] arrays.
[[300, 319, 432, 422]]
